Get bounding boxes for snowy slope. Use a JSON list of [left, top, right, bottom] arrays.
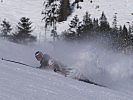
[[0, 0, 133, 37], [0, 40, 133, 100], [57, 0, 133, 33], [75, 0, 133, 25], [1, 0, 133, 99]]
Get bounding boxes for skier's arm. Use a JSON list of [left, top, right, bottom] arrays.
[[39, 64, 43, 68], [48, 59, 60, 72], [39, 61, 48, 68]]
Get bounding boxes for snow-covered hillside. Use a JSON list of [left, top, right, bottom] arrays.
[[75, 0, 133, 25], [0, 39, 133, 100], [0, 0, 133, 37], [0, 0, 44, 38], [57, 0, 133, 33]]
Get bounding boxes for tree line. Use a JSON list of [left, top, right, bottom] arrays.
[[0, 17, 36, 43], [42, 0, 133, 52], [1, 0, 133, 53], [61, 12, 133, 51]]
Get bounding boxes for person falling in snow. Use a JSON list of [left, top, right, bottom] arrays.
[[35, 51, 68, 76]]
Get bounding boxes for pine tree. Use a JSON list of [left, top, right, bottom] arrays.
[[58, 0, 71, 22], [82, 12, 93, 32], [99, 12, 110, 32], [93, 18, 99, 32], [111, 14, 119, 41], [13, 17, 36, 43], [67, 15, 82, 39], [69, 15, 79, 28], [122, 25, 128, 37], [42, 0, 60, 40], [121, 25, 130, 48], [0, 19, 12, 39], [42, 0, 59, 29], [112, 14, 118, 31]]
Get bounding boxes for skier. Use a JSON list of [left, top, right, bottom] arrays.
[[35, 51, 68, 76]]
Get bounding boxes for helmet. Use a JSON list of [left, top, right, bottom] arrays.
[[35, 51, 43, 61], [35, 51, 43, 57]]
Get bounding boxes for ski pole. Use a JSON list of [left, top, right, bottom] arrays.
[[1, 57, 37, 68]]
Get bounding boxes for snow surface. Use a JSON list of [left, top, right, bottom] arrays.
[[57, 0, 133, 34], [0, 39, 133, 100], [1, 0, 133, 99]]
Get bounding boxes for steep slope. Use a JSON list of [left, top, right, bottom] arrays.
[[0, 0, 133, 99], [0, 40, 133, 100]]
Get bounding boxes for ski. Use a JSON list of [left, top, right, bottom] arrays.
[[78, 78, 106, 87]]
